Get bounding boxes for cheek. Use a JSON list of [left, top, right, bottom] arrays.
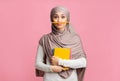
[[62, 18, 67, 22], [63, 23, 67, 26], [52, 17, 58, 21], [52, 19, 57, 22]]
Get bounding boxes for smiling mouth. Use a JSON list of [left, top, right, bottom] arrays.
[[57, 23, 63, 26]]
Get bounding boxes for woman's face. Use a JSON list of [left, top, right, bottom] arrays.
[[52, 12, 67, 31]]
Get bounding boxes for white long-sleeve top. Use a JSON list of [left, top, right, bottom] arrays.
[[35, 45, 87, 81]]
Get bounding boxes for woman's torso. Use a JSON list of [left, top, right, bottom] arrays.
[[43, 57, 78, 81]]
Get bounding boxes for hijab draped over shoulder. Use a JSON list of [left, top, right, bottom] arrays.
[[39, 6, 86, 81]]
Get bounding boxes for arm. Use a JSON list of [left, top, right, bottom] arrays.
[[58, 36, 87, 69], [58, 57, 87, 69], [35, 45, 63, 73], [35, 45, 52, 72]]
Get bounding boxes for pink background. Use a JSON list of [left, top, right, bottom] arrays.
[[0, 0, 120, 81]]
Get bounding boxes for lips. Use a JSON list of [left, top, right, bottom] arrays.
[[57, 23, 63, 26]]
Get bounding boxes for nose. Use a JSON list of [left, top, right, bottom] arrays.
[[57, 17, 62, 22]]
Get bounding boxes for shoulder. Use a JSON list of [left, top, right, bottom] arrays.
[[38, 33, 51, 45], [38, 34, 46, 45], [72, 34, 81, 41], [70, 34, 84, 46], [39, 34, 45, 41], [39, 33, 50, 40]]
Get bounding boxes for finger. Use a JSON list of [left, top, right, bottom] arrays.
[[51, 56, 55, 59], [51, 58, 52, 61], [52, 55, 56, 58], [53, 56, 58, 59], [51, 62, 54, 65], [51, 57, 55, 61], [51, 61, 54, 64]]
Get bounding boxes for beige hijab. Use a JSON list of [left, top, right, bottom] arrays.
[[39, 6, 86, 81]]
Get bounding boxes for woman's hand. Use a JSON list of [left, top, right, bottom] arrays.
[[51, 65, 63, 72], [51, 56, 59, 65]]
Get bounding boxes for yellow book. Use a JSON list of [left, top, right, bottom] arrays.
[[54, 48, 71, 70]]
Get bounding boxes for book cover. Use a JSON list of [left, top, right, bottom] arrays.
[[54, 48, 71, 70]]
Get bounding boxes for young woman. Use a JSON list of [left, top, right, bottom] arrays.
[[35, 6, 87, 81]]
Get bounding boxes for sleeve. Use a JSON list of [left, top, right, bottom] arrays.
[[58, 57, 87, 69], [35, 45, 53, 72]]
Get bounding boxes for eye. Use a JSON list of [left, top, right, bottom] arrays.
[[53, 15, 58, 19], [61, 16, 66, 19]]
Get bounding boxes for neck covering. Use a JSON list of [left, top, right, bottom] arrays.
[[39, 6, 86, 81]]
